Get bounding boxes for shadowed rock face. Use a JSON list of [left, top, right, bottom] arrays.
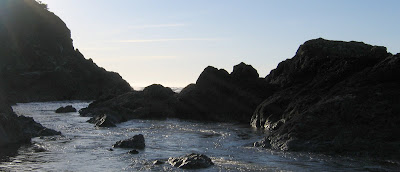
[[80, 84, 178, 123], [175, 62, 274, 122], [251, 38, 400, 159], [0, 80, 60, 147], [80, 63, 274, 124], [0, 0, 132, 103]]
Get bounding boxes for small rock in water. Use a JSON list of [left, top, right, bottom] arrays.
[[55, 105, 77, 113], [94, 114, 116, 127], [128, 150, 139, 154], [113, 134, 145, 149], [108, 148, 114, 151], [168, 153, 214, 169], [153, 160, 164, 165]]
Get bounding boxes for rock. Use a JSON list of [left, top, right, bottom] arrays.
[[113, 134, 145, 149], [108, 148, 114, 151], [80, 84, 177, 123], [128, 150, 139, 154], [153, 160, 164, 165], [55, 105, 77, 113], [175, 63, 274, 123], [0, 82, 61, 147], [89, 114, 116, 127], [0, 0, 132, 103], [168, 153, 214, 169], [251, 38, 400, 160]]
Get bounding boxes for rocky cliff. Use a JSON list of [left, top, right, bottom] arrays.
[[0, 0, 132, 103], [251, 38, 400, 159]]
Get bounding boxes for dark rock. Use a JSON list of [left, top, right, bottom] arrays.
[[80, 84, 177, 123], [175, 63, 274, 123], [0, 81, 61, 147], [89, 114, 117, 127], [108, 148, 114, 151], [168, 153, 214, 169], [153, 160, 164, 165], [0, 0, 132, 103], [113, 134, 145, 149], [251, 38, 400, 160], [55, 105, 77, 113], [128, 150, 139, 154]]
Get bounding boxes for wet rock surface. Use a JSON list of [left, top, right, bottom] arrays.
[[113, 134, 145, 149], [168, 153, 214, 169], [55, 105, 77, 113], [251, 38, 400, 159]]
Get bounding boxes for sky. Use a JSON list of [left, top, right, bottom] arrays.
[[40, 0, 400, 88]]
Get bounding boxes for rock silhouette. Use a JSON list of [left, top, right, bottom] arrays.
[[0, 0, 132, 103], [251, 38, 400, 159], [55, 105, 77, 113]]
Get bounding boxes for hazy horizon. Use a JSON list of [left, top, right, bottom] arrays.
[[40, 0, 400, 88]]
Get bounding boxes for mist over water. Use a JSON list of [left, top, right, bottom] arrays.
[[0, 102, 398, 171]]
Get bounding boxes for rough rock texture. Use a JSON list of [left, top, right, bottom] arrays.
[[113, 134, 145, 149], [168, 153, 214, 169], [80, 84, 177, 123], [0, 0, 132, 103], [251, 38, 400, 159], [80, 63, 273, 124], [55, 105, 76, 113]]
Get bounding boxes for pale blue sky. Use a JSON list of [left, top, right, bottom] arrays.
[[40, 0, 400, 88]]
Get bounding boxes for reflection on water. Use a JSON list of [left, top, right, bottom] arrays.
[[0, 102, 398, 171]]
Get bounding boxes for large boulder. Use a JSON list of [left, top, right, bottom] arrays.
[[0, 0, 132, 103], [251, 38, 400, 159], [113, 134, 145, 149], [168, 153, 214, 169]]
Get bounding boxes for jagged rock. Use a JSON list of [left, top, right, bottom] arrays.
[[0, 0, 132, 103], [113, 134, 145, 149], [55, 105, 77, 113], [168, 153, 214, 169], [251, 38, 400, 159], [175, 63, 274, 123]]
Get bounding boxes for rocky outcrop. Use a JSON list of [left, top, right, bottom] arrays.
[[80, 84, 177, 123], [113, 134, 145, 149], [0, 0, 132, 103], [251, 38, 400, 159], [0, 82, 60, 147], [55, 105, 77, 113], [175, 62, 274, 122], [80, 63, 273, 124], [168, 153, 214, 169]]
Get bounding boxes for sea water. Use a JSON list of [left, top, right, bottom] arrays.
[[0, 102, 398, 171]]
